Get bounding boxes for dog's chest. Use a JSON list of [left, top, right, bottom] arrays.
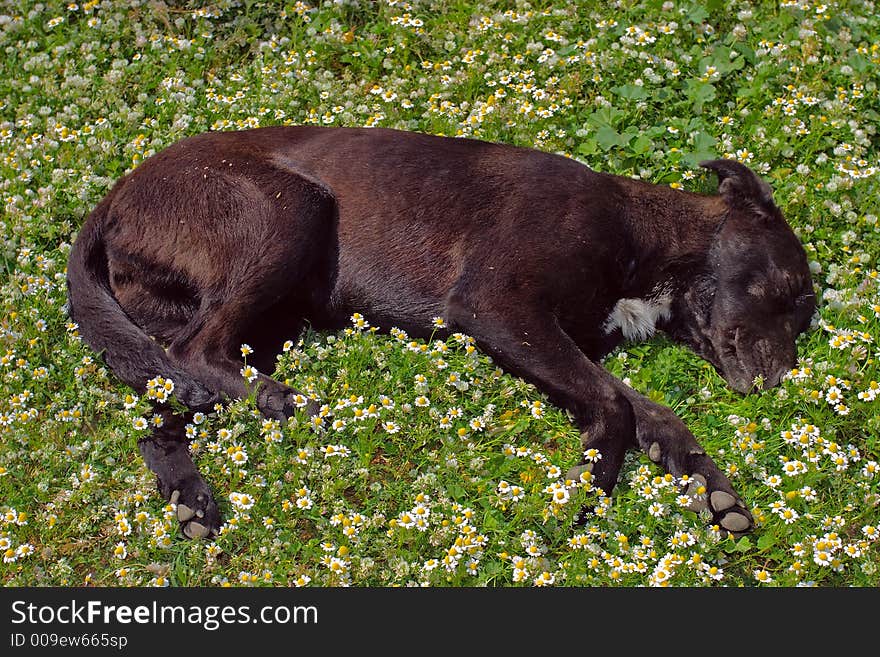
[[602, 291, 672, 342]]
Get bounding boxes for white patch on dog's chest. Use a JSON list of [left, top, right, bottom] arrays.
[[603, 292, 672, 341]]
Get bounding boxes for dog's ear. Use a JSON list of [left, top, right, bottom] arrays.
[[700, 159, 778, 219]]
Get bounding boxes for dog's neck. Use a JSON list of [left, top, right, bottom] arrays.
[[618, 182, 727, 290], [604, 184, 729, 340]]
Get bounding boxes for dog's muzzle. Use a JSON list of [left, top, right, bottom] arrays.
[[716, 331, 795, 394]]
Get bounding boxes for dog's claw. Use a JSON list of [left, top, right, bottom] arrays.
[[579, 431, 591, 449], [565, 463, 593, 496], [566, 463, 593, 482]]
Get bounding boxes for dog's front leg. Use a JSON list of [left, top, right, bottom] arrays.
[[446, 297, 754, 534], [565, 362, 754, 534], [446, 303, 636, 496]]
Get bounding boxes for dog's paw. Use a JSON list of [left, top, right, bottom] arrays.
[[170, 372, 221, 412], [682, 472, 753, 537], [166, 478, 221, 540], [633, 403, 755, 537]]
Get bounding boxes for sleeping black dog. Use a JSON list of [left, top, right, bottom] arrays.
[[67, 127, 815, 539]]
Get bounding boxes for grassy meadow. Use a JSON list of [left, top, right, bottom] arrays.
[[1, 0, 879, 587]]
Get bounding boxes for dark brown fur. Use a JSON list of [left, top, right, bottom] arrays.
[[67, 126, 815, 538]]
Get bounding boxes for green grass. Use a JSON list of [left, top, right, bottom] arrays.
[[1, 0, 879, 587]]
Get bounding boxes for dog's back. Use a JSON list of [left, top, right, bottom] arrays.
[[253, 126, 631, 334]]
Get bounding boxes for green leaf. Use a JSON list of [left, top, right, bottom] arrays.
[[682, 130, 717, 167], [578, 138, 598, 156], [735, 42, 756, 65], [704, 45, 744, 74], [694, 129, 717, 153], [586, 105, 625, 128], [687, 5, 709, 23], [647, 389, 666, 404], [595, 125, 623, 151], [447, 483, 467, 500], [620, 125, 641, 142], [824, 15, 843, 33], [848, 53, 868, 73], [612, 83, 648, 101], [630, 134, 653, 155], [736, 78, 765, 100], [757, 532, 777, 550], [684, 79, 716, 114], [482, 512, 499, 530], [734, 536, 753, 552]]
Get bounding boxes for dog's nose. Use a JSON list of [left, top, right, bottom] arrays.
[[749, 336, 794, 390]]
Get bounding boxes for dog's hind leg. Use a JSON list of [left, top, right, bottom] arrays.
[[138, 407, 221, 539], [118, 166, 337, 538], [167, 189, 337, 422], [169, 290, 321, 422]]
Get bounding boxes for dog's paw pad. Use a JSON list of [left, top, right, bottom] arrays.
[[710, 490, 737, 512], [182, 521, 213, 540], [681, 469, 753, 535], [718, 507, 752, 534], [177, 503, 205, 522], [177, 503, 195, 522]]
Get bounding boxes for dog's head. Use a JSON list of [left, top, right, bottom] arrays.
[[671, 160, 816, 393]]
